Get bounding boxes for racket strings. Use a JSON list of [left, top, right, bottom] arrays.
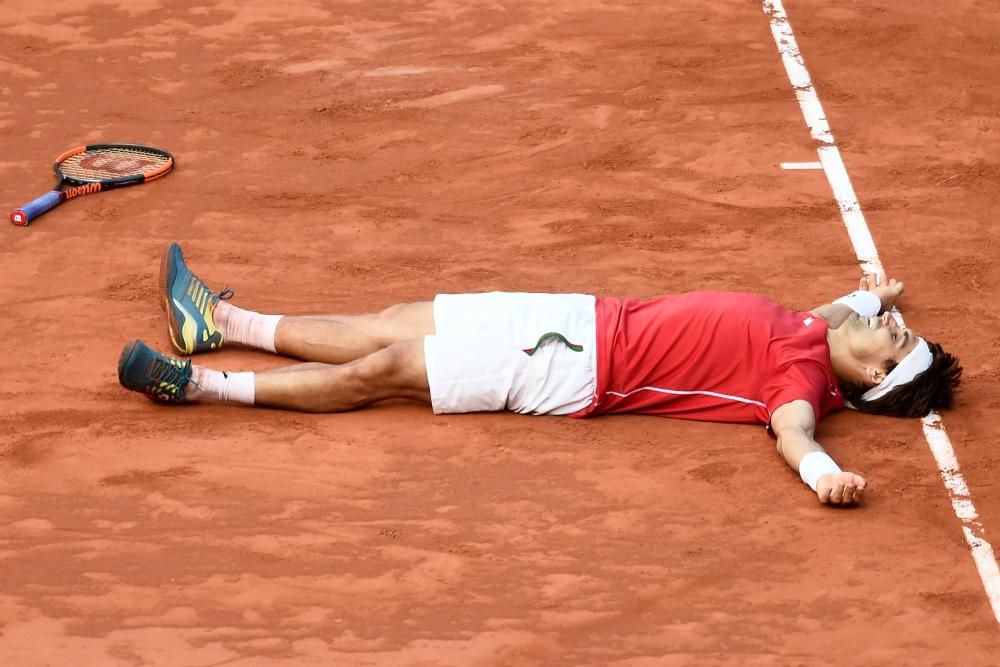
[[60, 148, 171, 180]]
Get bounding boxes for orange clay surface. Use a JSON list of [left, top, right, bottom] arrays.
[[2, 1, 1000, 664]]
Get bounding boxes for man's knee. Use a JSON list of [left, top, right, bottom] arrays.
[[354, 339, 429, 396]]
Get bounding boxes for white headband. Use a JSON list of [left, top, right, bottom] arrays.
[[861, 338, 933, 402]]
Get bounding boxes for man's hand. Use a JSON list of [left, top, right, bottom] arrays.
[[859, 272, 904, 313], [816, 471, 867, 505]]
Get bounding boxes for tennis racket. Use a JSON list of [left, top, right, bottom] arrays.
[[10, 143, 174, 226]]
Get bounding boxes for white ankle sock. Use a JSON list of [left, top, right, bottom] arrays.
[[216, 302, 282, 353], [188, 367, 255, 404]]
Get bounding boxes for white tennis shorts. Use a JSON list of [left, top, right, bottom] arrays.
[[423, 292, 597, 415]]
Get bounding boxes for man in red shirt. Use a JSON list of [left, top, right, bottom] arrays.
[[120, 244, 962, 507]]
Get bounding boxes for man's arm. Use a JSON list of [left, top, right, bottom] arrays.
[[810, 273, 905, 328], [770, 400, 866, 505]]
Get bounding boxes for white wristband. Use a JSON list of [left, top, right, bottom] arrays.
[[833, 290, 881, 317], [799, 451, 842, 492]]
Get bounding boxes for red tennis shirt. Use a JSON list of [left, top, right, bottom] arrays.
[[573, 292, 844, 424]]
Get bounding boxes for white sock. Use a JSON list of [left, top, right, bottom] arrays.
[[216, 301, 283, 353], [188, 367, 255, 404]]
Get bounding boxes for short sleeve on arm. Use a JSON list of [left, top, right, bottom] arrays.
[[760, 362, 829, 423]]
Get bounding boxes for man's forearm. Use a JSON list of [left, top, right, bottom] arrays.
[[776, 426, 828, 472], [809, 303, 858, 329], [770, 401, 865, 505], [776, 427, 865, 504], [810, 273, 905, 328]]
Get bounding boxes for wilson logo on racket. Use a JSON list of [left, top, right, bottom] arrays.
[[65, 183, 103, 199], [10, 143, 174, 227]]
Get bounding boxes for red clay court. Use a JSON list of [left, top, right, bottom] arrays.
[[2, 0, 1000, 664]]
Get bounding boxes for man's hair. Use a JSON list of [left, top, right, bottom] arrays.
[[841, 340, 962, 418]]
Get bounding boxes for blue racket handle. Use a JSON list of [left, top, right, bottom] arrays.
[[10, 190, 63, 226]]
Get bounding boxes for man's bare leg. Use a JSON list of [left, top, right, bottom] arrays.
[[163, 242, 435, 364], [215, 301, 435, 364], [255, 339, 430, 411], [179, 339, 431, 411]]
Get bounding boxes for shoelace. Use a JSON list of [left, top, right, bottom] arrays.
[[147, 354, 190, 389], [218, 286, 235, 301]]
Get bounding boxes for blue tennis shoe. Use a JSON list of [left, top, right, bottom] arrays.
[[160, 242, 231, 354], [118, 339, 192, 403]]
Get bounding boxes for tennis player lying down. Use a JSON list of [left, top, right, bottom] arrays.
[[119, 243, 962, 506]]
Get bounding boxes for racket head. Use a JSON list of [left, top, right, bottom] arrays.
[[54, 143, 174, 187]]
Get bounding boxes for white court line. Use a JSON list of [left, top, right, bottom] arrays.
[[780, 161, 822, 170], [764, 0, 1000, 624]]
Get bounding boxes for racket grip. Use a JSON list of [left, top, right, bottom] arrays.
[[10, 190, 63, 226]]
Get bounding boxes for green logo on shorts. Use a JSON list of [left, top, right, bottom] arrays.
[[522, 332, 584, 356]]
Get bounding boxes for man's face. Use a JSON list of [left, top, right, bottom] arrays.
[[844, 312, 921, 385]]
